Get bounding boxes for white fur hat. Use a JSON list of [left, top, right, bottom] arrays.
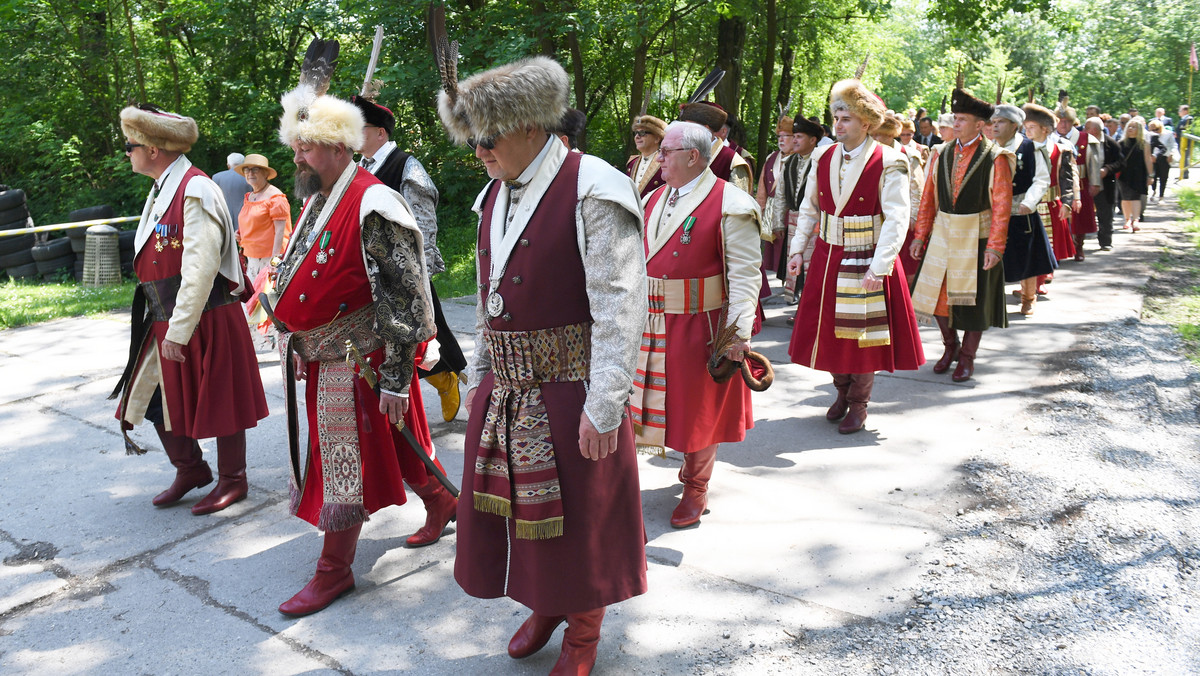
[[437, 56, 568, 144], [120, 105, 198, 153], [278, 86, 364, 150]]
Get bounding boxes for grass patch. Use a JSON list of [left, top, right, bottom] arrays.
[[1142, 187, 1200, 361], [0, 275, 135, 329], [432, 218, 478, 300]]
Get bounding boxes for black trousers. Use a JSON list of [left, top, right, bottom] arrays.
[[1095, 190, 1116, 248], [419, 285, 468, 378], [1153, 156, 1170, 197]]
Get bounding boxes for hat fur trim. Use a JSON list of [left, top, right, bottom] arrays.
[[438, 56, 569, 144], [829, 79, 885, 131], [632, 114, 667, 138], [992, 104, 1025, 125], [678, 102, 727, 132], [792, 116, 824, 139], [776, 116, 794, 134], [279, 85, 365, 151], [120, 106, 198, 153], [874, 112, 901, 138], [1022, 103, 1057, 129]]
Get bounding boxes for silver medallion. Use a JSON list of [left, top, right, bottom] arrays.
[[315, 251, 328, 264], [680, 232, 691, 245], [486, 290, 505, 318]]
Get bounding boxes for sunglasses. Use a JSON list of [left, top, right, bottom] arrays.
[[633, 130, 653, 138], [124, 142, 145, 154], [467, 135, 497, 150]]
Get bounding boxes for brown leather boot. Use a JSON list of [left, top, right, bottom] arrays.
[[670, 445, 717, 528], [933, 315, 959, 374], [405, 479, 457, 548], [1073, 234, 1085, 261], [507, 612, 567, 659], [191, 431, 248, 515], [279, 524, 361, 617], [838, 373, 875, 434], [826, 373, 852, 421], [952, 331, 982, 382], [1019, 278, 1037, 316], [549, 608, 605, 676], [152, 424, 212, 507]]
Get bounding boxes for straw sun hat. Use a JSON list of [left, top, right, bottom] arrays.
[[235, 154, 277, 180]]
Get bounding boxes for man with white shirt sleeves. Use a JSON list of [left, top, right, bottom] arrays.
[[991, 103, 1056, 316], [112, 104, 268, 515], [785, 80, 924, 435], [436, 55, 647, 676], [631, 121, 761, 528]]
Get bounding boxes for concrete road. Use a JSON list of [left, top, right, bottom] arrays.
[[0, 210, 1163, 674]]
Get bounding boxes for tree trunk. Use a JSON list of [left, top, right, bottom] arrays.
[[775, 43, 795, 115], [756, 0, 777, 165], [119, 0, 146, 102], [714, 15, 747, 121], [567, 29, 587, 151]]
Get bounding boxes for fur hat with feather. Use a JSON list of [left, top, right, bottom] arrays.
[[120, 105, 198, 153], [829, 79, 885, 131], [437, 55, 569, 144], [278, 38, 365, 151]]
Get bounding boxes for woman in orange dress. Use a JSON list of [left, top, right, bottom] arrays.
[[235, 153, 291, 282]]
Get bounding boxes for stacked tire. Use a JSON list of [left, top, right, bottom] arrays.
[[67, 205, 114, 282], [31, 238, 75, 278], [0, 188, 36, 280]]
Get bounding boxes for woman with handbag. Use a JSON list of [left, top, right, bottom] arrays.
[[1116, 120, 1153, 232]]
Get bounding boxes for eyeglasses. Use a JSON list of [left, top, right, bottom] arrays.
[[467, 135, 497, 150], [657, 146, 689, 157], [124, 142, 145, 154], [633, 130, 653, 138]]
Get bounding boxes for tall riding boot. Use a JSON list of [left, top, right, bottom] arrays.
[[191, 431, 248, 515], [549, 607, 606, 676], [279, 523, 362, 617], [1073, 234, 1085, 261], [933, 315, 959, 374], [404, 478, 458, 547], [508, 611, 567, 659], [152, 424, 212, 506], [1019, 278, 1037, 316], [952, 331, 983, 382], [670, 445, 717, 528], [826, 373, 852, 421], [838, 373, 875, 434]]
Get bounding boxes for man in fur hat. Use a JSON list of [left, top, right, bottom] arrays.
[[627, 113, 667, 198], [774, 115, 824, 305], [909, 88, 1015, 382], [631, 120, 761, 527], [436, 54, 647, 675], [758, 116, 794, 277], [113, 104, 269, 515], [677, 101, 754, 194], [874, 111, 926, 289], [270, 47, 436, 618], [350, 93, 461, 548], [785, 81, 924, 434], [991, 103, 1057, 316]]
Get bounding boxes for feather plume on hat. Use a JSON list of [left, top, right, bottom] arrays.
[[279, 38, 365, 150]]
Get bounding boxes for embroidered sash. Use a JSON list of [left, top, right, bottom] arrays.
[[631, 274, 725, 455], [474, 322, 590, 540], [278, 304, 381, 531]]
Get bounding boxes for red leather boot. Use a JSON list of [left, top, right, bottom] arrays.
[[191, 431, 248, 515], [952, 331, 982, 382], [933, 315, 959, 374], [825, 373, 852, 421], [507, 611, 567, 659], [405, 479, 458, 547], [549, 608, 605, 676], [279, 524, 362, 617], [671, 445, 717, 528], [152, 424, 212, 507], [838, 373, 875, 434]]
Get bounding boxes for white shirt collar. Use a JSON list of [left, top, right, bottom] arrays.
[[840, 139, 867, 158], [673, 171, 705, 198], [363, 140, 396, 174]]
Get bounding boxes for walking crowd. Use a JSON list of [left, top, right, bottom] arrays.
[[105, 22, 1194, 676]]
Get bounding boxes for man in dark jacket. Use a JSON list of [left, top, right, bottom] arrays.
[[1085, 117, 1123, 251]]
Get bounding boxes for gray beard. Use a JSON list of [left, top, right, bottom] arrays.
[[293, 171, 323, 200]]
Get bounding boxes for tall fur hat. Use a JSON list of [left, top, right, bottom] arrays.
[[279, 90, 365, 151], [632, 114, 667, 139], [1055, 105, 1078, 125], [792, 116, 824, 139], [937, 112, 956, 128], [775, 116, 794, 134], [900, 117, 916, 132], [1022, 103, 1057, 129], [951, 88, 994, 121], [120, 104, 198, 153], [437, 56, 568, 144], [992, 103, 1025, 126], [678, 102, 728, 133], [829, 79, 885, 131], [874, 111, 901, 138], [350, 95, 395, 136]]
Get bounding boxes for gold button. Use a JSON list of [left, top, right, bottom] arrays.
[[662, 275, 668, 280]]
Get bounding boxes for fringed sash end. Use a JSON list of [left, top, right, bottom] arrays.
[[473, 492, 512, 517], [515, 517, 564, 540], [316, 503, 369, 532]]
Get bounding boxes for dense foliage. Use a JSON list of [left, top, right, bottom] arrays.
[[0, 0, 1195, 293]]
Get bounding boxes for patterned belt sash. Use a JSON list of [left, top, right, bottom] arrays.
[[278, 303, 380, 532], [818, 212, 891, 347], [475, 322, 591, 540], [631, 274, 724, 455], [142, 274, 239, 322]]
